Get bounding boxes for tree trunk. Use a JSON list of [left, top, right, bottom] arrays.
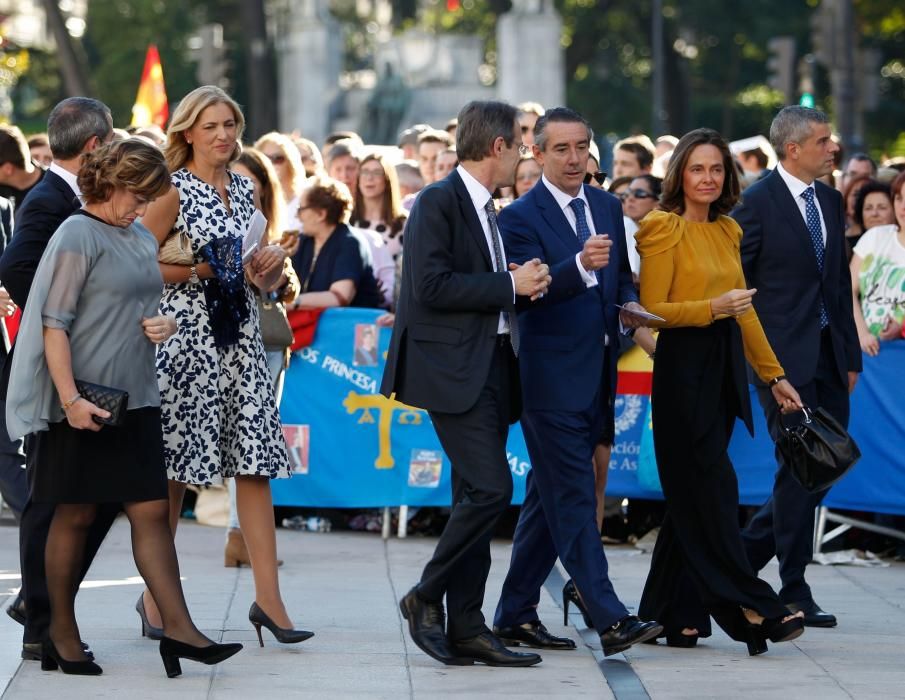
[[240, 0, 278, 139], [41, 0, 92, 95]]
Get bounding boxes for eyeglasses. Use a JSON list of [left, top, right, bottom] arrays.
[[619, 188, 655, 201], [518, 144, 531, 156], [359, 168, 385, 179], [583, 171, 607, 186], [266, 153, 287, 165]]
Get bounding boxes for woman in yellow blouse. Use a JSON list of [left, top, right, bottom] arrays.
[[635, 128, 805, 656]]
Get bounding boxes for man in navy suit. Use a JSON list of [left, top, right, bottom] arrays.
[[732, 106, 861, 628], [0, 97, 116, 658], [493, 107, 661, 656]]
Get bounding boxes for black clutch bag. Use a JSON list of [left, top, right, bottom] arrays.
[[74, 380, 129, 427], [777, 406, 861, 493]]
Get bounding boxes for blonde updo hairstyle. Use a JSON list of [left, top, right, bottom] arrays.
[[77, 138, 171, 205], [164, 85, 245, 173]]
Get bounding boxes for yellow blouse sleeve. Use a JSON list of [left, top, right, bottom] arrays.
[[719, 217, 785, 382], [637, 211, 713, 327]]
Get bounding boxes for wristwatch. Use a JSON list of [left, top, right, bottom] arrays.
[[188, 265, 199, 285]]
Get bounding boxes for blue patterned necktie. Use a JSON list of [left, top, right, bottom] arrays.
[[801, 187, 830, 328], [483, 199, 519, 355], [568, 198, 592, 245]]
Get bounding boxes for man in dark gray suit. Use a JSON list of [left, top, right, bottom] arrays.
[[382, 100, 550, 667], [732, 106, 861, 628]]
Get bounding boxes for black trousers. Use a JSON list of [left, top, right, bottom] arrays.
[[639, 323, 788, 641], [741, 329, 850, 604], [19, 438, 120, 644], [420, 340, 515, 641]]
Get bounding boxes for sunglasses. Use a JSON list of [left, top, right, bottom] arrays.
[[583, 171, 607, 186], [266, 153, 287, 165], [619, 188, 655, 201]]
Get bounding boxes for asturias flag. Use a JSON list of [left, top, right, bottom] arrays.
[[131, 45, 168, 128]]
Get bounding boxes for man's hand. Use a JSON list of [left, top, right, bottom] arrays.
[[510, 258, 551, 301], [710, 288, 756, 317], [579, 235, 612, 272], [619, 301, 650, 329], [0, 287, 16, 318], [848, 371, 859, 394]]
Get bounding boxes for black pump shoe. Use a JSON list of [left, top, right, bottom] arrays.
[[248, 602, 314, 647], [562, 580, 594, 629], [41, 640, 102, 676], [158, 636, 243, 678]]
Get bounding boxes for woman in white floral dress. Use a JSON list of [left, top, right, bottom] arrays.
[[138, 86, 313, 646]]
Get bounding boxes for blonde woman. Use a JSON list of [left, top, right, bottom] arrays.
[[255, 131, 306, 233], [139, 86, 313, 648]]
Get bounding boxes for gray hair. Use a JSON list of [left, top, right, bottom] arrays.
[[455, 101, 518, 162], [769, 106, 830, 162], [534, 107, 594, 152], [47, 97, 112, 161]]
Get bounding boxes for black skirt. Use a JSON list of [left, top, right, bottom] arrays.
[[30, 407, 169, 504]]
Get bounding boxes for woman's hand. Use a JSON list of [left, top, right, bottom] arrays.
[[142, 315, 177, 344], [878, 316, 903, 342], [250, 245, 287, 278], [65, 398, 109, 431], [858, 328, 880, 356], [771, 379, 804, 414], [710, 288, 757, 318]]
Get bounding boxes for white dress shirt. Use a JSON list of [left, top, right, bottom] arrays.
[[456, 165, 514, 334], [775, 161, 827, 245], [49, 161, 82, 199], [540, 175, 599, 288]]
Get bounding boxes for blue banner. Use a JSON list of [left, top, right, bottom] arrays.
[[272, 309, 905, 515]]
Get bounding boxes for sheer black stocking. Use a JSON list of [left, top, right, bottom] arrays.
[[124, 499, 210, 647], [45, 504, 97, 661]]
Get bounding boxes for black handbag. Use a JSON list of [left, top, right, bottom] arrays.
[[777, 406, 861, 493], [74, 380, 129, 427]]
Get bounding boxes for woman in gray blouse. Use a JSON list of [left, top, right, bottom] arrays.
[[6, 139, 242, 677]]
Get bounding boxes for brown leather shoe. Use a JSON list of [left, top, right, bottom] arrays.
[[224, 529, 283, 568]]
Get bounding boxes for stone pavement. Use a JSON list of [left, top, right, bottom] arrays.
[[1, 515, 904, 699]]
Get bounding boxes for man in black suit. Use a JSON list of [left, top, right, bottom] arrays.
[[732, 106, 861, 628], [0, 97, 116, 658], [382, 100, 551, 667]]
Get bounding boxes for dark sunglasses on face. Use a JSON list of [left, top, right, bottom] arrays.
[[266, 153, 287, 165], [619, 188, 655, 201], [583, 171, 607, 186]]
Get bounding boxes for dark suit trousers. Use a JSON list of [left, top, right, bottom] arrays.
[[19, 439, 120, 643], [419, 341, 515, 641], [494, 374, 629, 631], [742, 330, 849, 605]]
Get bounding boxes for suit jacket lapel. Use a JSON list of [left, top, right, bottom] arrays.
[[534, 182, 582, 253], [450, 170, 493, 270], [766, 170, 821, 271]]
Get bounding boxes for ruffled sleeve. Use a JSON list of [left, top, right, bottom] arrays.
[[634, 209, 684, 258]]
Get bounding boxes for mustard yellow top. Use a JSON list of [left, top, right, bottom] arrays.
[[635, 210, 784, 383]]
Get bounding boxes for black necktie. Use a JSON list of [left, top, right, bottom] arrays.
[[483, 199, 519, 355]]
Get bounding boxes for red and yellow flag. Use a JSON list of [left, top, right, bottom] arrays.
[[131, 45, 168, 128]]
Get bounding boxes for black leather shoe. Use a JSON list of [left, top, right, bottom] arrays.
[[450, 630, 542, 666], [599, 616, 663, 657], [494, 620, 576, 650], [786, 600, 837, 628], [23, 641, 93, 661], [6, 594, 25, 626], [399, 587, 463, 665]]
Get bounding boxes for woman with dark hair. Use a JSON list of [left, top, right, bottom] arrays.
[[6, 139, 242, 676], [850, 180, 895, 253], [140, 86, 313, 649], [290, 175, 382, 309], [635, 128, 805, 655], [843, 174, 871, 245], [351, 152, 407, 257]]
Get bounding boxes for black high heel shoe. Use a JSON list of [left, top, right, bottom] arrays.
[[158, 636, 243, 678], [136, 593, 163, 640], [643, 628, 699, 648], [41, 640, 103, 676], [248, 602, 314, 647], [762, 614, 805, 644], [562, 580, 594, 629]]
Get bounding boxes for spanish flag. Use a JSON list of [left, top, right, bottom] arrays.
[[131, 45, 168, 128]]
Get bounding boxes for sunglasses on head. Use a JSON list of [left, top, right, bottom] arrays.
[[619, 188, 655, 201], [583, 171, 607, 186]]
